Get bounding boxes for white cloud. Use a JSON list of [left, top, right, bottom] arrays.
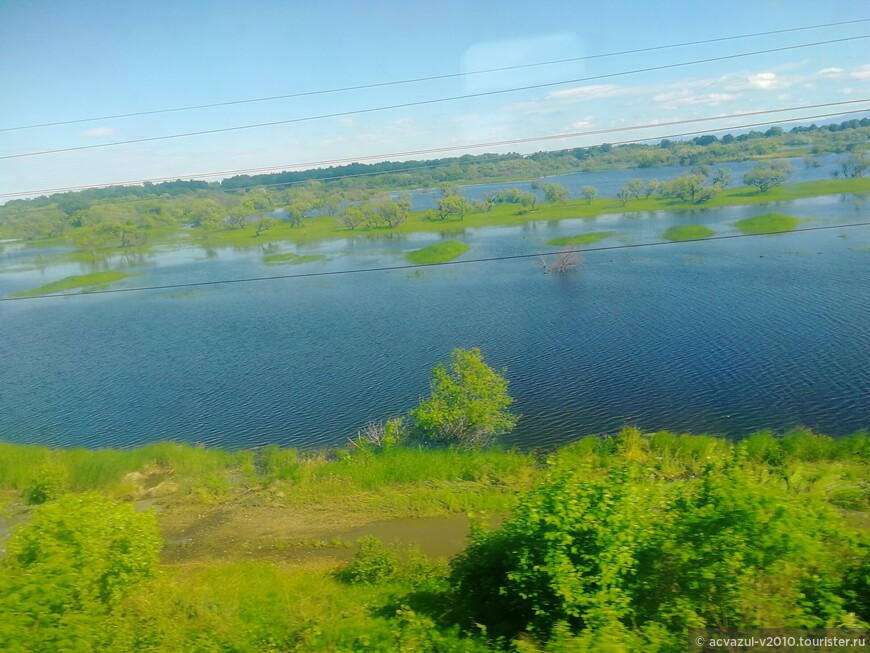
[[652, 89, 736, 109], [816, 67, 844, 77], [569, 117, 594, 130], [747, 72, 783, 90], [81, 127, 116, 138], [840, 87, 855, 95], [548, 84, 626, 101], [849, 64, 870, 80], [339, 118, 357, 128]]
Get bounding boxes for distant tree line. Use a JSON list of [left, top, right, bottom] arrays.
[[4, 117, 867, 214], [1, 119, 866, 252]]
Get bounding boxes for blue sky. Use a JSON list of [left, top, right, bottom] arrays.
[[1, 0, 868, 198]]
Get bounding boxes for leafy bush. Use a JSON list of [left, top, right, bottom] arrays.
[[25, 459, 68, 504], [341, 537, 398, 585], [450, 442, 869, 647], [0, 493, 161, 651], [411, 348, 517, 447]]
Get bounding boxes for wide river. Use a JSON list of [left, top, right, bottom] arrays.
[[1, 181, 868, 450]]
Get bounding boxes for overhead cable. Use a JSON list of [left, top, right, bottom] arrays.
[[3, 34, 868, 161], [2, 18, 868, 132], [3, 100, 868, 201], [2, 222, 867, 303]]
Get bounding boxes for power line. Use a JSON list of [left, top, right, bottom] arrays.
[[3, 222, 867, 303], [3, 18, 868, 133], [3, 34, 867, 162], [3, 101, 868, 201]]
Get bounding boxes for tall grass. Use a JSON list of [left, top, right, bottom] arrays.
[[312, 446, 534, 489], [0, 439, 537, 512], [2, 429, 865, 510]]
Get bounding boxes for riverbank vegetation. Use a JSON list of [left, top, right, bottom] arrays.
[[2, 175, 867, 286], [1, 119, 867, 266], [1, 427, 867, 652]]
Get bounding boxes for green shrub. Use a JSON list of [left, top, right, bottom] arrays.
[[25, 459, 68, 504], [450, 451, 869, 646], [341, 537, 398, 585], [0, 493, 161, 651], [411, 348, 517, 448]]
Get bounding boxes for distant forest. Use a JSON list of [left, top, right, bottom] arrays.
[[5, 118, 869, 210]]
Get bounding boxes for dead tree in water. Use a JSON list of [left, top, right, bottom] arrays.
[[542, 250, 581, 274]]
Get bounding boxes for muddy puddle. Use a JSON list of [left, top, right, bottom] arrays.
[[159, 504, 506, 565], [337, 513, 504, 559]]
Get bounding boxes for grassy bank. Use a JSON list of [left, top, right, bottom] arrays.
[[0, 428, 867, 651], [12, 271, 139, 297]]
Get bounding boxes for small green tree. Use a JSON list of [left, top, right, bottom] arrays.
[[541, 182, 569, 205], [435, 193, 469, 221], [743, 161, 794, 192], [840, 151, 868, 178], [411, 348, 517, 447]]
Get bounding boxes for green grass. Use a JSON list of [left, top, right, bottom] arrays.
[[546, 231, 617, 246], [0, 439, 537, 515], [662, 225, 716, 241], [263, 252, 325, 265], [405, 240, 470, 264], [12, 271, 138, 297], [734, 212, 800, 234]]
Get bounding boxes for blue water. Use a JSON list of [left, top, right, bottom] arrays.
[[1, 194, 868, 450]]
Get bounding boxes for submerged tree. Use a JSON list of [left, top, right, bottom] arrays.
[[743, 161, 794, 192], [839, 151, 868, 178], [411, 348, 517, 447], [541, 182, 569, 205]]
